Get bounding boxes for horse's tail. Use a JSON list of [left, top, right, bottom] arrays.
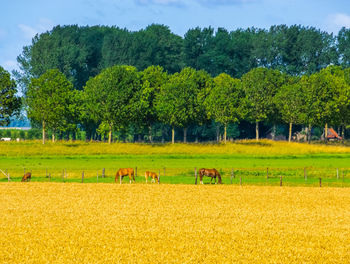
[[217, 171, 222, 184]]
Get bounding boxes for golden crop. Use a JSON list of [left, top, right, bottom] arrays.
[[1, 139, 350, 156], [1, 183, 350, 263]]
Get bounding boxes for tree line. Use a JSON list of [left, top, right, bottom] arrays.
[[1, 23, 350, 143], [2, 63, 350, 144]]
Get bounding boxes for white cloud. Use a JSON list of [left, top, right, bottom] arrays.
[[18, 18, 54, 40], [197, 0, 257, 5], [326, 13, 350, 33], [2, 60, 18, 72], [135, 0, 184, 5], [18, 24, 37, 39]]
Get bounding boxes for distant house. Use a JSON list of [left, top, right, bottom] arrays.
[[325, 128, 342, 141]]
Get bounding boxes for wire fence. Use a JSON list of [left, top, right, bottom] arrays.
[[1, 166, 349, 187]]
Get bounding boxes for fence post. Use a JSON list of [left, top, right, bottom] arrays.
[[7, 172, 10, 182], [304, 167, 307, 181], [337, 168, 339, 179], [49, 173, 51, 182], [195, 167, 198, 185], [319, 178, 322, 187], [266, 167, 269, 180], [280, 175, 282, 187], [102, 168, 105, 178], [158, 169, 160, 184], [135, 166, 137, 178], [82, 171, 84, 183]]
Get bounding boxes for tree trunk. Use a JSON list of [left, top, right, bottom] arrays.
[[52, 132, 55, 143], [138, 134, 142, 142], [108, 124, 112, 144], [216, 125, 220, 142], [288, 122, 292, 142], [161, 127, 165, 143], [272, 124, 276, 141], [42, 120, 46, 144], [341, 124, 345, 139], [255, 121, 259, 141], [149, 125, 153, 143], [172, 127, 175, 144], [325, 123, 328, 143], [183, 127, 187, 143], [224, 124, 227, 144], [308, 124, 312, 144]]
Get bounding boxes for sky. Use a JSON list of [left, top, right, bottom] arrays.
[[1, 0, 350, 73]]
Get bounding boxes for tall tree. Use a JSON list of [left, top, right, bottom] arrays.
[[275, 77, 306, 141], [205, 73, 245, 143], [242, 68, 286, 140], [83, 65, 139, 144], [26, 69, 74, 144], [155, 67, 212, 143], [132, 65, 168, 142], [0, 66, 21, 126]]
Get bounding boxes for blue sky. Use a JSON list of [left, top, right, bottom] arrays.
[[1, 0, 350, 73]]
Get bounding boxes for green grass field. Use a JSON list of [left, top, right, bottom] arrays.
[[1, 140, 349, 186]]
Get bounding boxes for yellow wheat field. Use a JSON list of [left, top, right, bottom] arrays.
[[1, 183, 350, 263], [1, 139, 350, 156]]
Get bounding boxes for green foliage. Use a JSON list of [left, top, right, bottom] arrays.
[[83, 65, 140, 143], [0, 66, 21, 126], [155, 67, 212, 129], [275, 77, 306, 125], [205, 73, 245, 125], [242, 68, 286, 123], [26, 69, 75, 142]]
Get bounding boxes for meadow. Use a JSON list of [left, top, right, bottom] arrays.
[[1, 140, 350, 186], [1, 183, 350, 263]]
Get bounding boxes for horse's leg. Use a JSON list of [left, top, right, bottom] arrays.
[[210, 176, 213, 184], [200, 175, 203, 184]]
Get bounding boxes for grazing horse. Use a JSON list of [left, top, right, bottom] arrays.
[[21, 172, 31, 182], [145, 171, 158, 183], [199, 168, 222, 184], [115, 168, 135, 184]]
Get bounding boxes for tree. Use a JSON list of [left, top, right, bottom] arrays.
[[275, 77, 306, 141], [242, 68, 286, 140], [205, 73, 245, 143], [83, 65, 139, 144], [26, 69, 74, 144], [300, 66, 348, 143], [0, 66, 21, 126], [155, 67, 212, 143], [132, 65, 168, 142]]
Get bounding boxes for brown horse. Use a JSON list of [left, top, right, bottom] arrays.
[[21, 172, 32, 182], [145, 171, 158, 183], [115, 168, 135, 184], [199, 168, 222, 184]]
